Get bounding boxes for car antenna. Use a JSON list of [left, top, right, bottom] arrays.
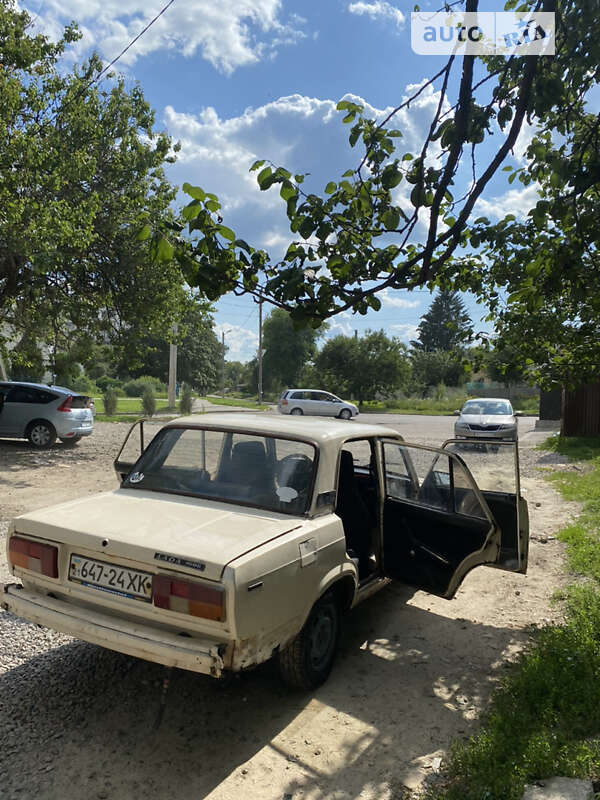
[[153, 666, 173, 730]]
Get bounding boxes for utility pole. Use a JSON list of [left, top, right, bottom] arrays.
[[221, 330, 225, 398], [168, 323, 178, 408], [258, 298, 263, 404]]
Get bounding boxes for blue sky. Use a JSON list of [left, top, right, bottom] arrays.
[[28, 0, 540, 361]]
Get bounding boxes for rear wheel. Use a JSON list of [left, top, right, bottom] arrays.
[[278, 592, 341, 689], [27, 421, 56, 449], [60, 435, 82, 447], [290, 407, 303, 415], [339, 408, 352, 420]]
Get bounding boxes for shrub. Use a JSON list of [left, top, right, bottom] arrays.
[[123, 375, 166, 397], [179, 383, 194, 415], [103, 388, 118, 416], [71, 375, 98, 395], [141, 386, 156, 417], [96, 376, 122, 392]]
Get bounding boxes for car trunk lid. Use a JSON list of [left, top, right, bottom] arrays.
[[13, 489, 303, 582]]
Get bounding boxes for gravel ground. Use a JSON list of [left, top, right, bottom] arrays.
[[0, 418, 577, 800]]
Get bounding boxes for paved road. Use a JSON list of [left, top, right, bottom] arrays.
[[349, 412, 542, 446]]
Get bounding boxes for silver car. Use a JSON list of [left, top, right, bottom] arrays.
[[0, 381, 94, 448], [454, 397, 520, 441], [278, 389, 359, 420]]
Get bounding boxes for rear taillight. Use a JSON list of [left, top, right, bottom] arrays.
[[281, 397, 288, 405], [153, 575, 225, 621], [9, 536, 58, 578], [57, 395, 72, 412]]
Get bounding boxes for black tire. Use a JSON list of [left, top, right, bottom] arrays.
[[290, 407, 303, 415], [338, 409, 352, 420], [59, 436, 82, 447], [27, 421, 56, 449], [278, 592, 341, 689]]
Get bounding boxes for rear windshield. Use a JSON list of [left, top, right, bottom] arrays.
[[462, 400, 512, 415], [123, 427, 316, 515], [70, 396, 90, 408]]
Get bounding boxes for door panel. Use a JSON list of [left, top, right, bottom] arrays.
[[380, 440, 502, 598], [441, 439, 528, 573]]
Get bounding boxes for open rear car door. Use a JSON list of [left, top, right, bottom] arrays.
[[379, 440, 528, 599], [442, 439, 529, 573]]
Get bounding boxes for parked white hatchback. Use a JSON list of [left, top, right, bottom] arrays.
[[278, 388, 359, 419], [1, 413, 528, 689]]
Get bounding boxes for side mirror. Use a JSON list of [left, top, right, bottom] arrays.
[[453, 410, 461, 416]]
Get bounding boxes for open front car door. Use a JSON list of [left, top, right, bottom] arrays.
[[379, 440, 528, 599]]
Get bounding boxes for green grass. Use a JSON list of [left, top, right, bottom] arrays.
[[200, 396, 269, 410], [425, 436, 600, 800], [94, 396, 171, 415]]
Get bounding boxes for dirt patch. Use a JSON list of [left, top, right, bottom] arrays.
[[0, 425, 578, 800]]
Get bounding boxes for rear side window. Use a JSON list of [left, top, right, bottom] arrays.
[[290, 391, 305, 400], [6, 387, 55, 404]]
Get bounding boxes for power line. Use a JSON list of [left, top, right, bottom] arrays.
[[91, 0, 176, 87]]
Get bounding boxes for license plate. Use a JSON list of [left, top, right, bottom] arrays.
[[69, 555, 153, 602]]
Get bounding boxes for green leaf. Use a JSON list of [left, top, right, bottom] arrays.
[[383, 208, 400, 229], [182, 183, 206, 201], [205, 199, 220, 212], [257, 166, 273, 188], [234, 239, 251, 252], [156, 237, 174, 261], [388, 130, 402, 138], [349, 125, 361, 148], [299, 218, 314, 240], [336, 100, 351, 111], [136, 224, 152, 241], [218, 225, 235, 242], [381, 164, 403, 189], [280, 181, 296, 201], [325, 181, 337, 194], [182, 202, 202, 222], [342, 112, 356, 124], [249, 159, 265, 172], [342, 169, 354, 178]]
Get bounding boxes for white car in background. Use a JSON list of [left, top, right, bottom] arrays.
[[454, 398, 521, 441], [278, 389, 359, 420]]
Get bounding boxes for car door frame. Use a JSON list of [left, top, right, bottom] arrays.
[[376, 437, 509, 599]]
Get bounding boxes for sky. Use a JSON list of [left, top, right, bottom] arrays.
[[25, 0, 541, 362]]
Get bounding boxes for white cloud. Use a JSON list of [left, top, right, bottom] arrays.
[[475, 183, 541, 221], [215, 322, 258, 362], [389, 323, 418, 342], [165, 85, 448, 257], [347, 1, 405, 29], [25, 0, 305, 74], [380, 289, 420, 309]]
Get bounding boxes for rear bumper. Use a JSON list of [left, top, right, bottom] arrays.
[[1, 583, 225, 677], [55, 421, 94, 437]]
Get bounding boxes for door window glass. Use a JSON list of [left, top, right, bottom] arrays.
[[342, 439, 373, 470], [6, 387, 42, 403], [443, 441, 517, 495]]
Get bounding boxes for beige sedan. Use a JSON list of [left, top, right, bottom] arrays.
[[2, 413, 528, 688]]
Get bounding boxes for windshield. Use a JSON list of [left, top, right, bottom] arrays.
[[462, 400, 512, 416], [123, 427, 316, 515]]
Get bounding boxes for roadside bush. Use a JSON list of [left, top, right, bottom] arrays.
[[123, 375, 166, 397], [103, 388, 118, 416], [71, 375, 98, 395], [141, 386, 156, 417], [96, 375, 122, 392], [179, 383, 193, 415]]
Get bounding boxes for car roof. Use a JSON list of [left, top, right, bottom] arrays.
[[0, 381, 79, 396], [463, 397, 512, 404], [166, 412, 399, 444], [284, 388, 337, 393]]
